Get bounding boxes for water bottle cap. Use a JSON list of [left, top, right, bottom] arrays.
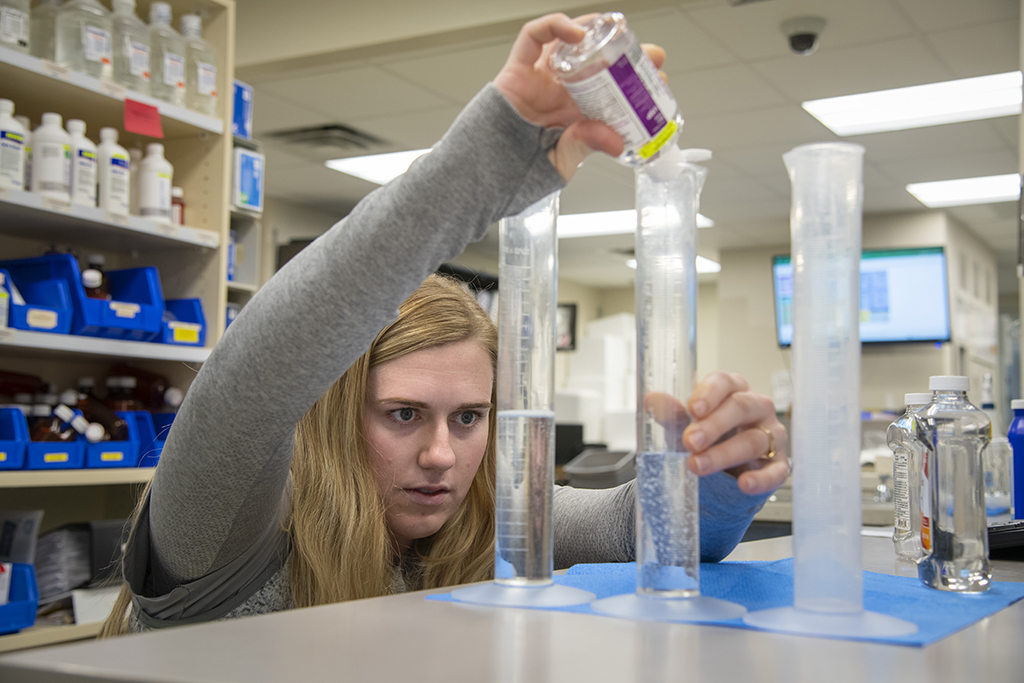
[[150, 2, 172, 25], [82, 268, 103, 288], [113, 0, 135, 12], [66, 119, 86, 136], [905, 393, 931, 406], [1012, 399, 1024, 411], [100, 127, 119, 142], [180, 14, 202, 38], [929, 375, 968, 391], [85, 423, 106, 443], [680, 148, 713, 163]]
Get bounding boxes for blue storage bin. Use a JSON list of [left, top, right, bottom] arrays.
[[26, 436, 85, 469], [0, 407, 29, 470], [132, 411, 161, 468], [0, 563, 39, 635], [0, 266, 73, 334], [85, 411, 140, 468], [160, 299, 206, 346], [0, 254, 165, 341]]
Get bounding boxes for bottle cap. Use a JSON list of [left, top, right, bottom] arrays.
[[70, 415, 90, 434], [106, 376, 126, 388], [38, 393, 58, 405], [164, 387, 184, 408], [77, 377, 95, 390], [929, 375, 969, 392], [122, 375, 137, 388], [0, 99, 13, 116], [147, 142, 164, 156], [150, 2, 172, 25], [680, 148, 713, 163], [180, 14, 202, 38], [1012, 399, 1024, 411], [67, 119, 86, 136], [85, 422, 106, 443], [172, 186, 184, 198], [100, 127, 119, 143], [53, 404, 75, 423], [31, 404, 51, 417], [129, 147, 143, 161], [41, 112, 62, 127], [60, 389, 80, 406], [113, 0, 135, 12], [88, 254, 105, 268], [82, 268, 103, 288], [905, 393, 931, 406]]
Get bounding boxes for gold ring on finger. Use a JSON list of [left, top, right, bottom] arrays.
[[758, 426, 775, 460]]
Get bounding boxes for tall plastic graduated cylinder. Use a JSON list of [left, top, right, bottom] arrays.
[[494, 192, 559, 586], [788, 143, 865, 613]]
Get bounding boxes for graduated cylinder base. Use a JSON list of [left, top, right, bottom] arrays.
[[450, 582, 595, 608], [742, 606, 917, 638], [591, 593, 746, 623]]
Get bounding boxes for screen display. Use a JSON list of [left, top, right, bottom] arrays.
[[772, 247, 951, 347]]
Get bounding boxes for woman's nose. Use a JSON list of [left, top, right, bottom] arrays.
[[418, 421, 456, 471]]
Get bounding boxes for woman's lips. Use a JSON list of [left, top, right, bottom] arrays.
[[403, 487, 450, 506]]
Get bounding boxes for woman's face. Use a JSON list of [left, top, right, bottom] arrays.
[[364, 339, 493, 551]]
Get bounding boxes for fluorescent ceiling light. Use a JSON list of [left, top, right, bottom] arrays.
[[626, 256, 721, 273], [803, 71, 1022, 136], [325, 148, 431, 185], [906, 173, 1020, 208], [558, 209, 713, 238]]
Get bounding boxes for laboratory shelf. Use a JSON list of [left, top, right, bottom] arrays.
[[0, 468, 155, 489], [0, 623, 102, 655], [0, 45, 223, 137], [226, 281, 259, 293], [0, 188, 220, 251], [0, 328, 211, 363]]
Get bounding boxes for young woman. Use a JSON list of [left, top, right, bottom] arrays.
[[102, 13, 789, 636]]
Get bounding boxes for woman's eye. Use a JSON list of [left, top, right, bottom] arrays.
[[390, 407, 416, 423], [455, 411, 481, 426]]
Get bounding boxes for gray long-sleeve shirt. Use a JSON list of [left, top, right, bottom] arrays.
[[122, 84, 769, 630]]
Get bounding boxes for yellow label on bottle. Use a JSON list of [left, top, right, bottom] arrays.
[[638, 120, 679, 160], [100, 452, 124, 462], [26, 308, 58, 329], [44, 452, 69, 463]]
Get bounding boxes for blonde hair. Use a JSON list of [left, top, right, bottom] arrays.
[[100, 274, 497, 637]]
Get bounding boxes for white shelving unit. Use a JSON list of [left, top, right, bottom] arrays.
[[0, 0, 237, 653]]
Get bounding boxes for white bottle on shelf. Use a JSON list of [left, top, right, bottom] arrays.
[[29, 0, 61, 60], [30, 113, 71, 201], [139, 142, 172, 222], [128, 146, 141, 214], [66, 119, 97, 207], [111, 0, 150, 95], [148, 2, 185, 107], [0, 99, 26, 191], [0, 0, 31, 53], [55, 0, 113, 80], [96, 127, 129, 216], [14, 114, 30, 190], [180, 13, 217, 116]]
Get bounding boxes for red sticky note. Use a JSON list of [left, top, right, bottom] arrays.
[[124, 98, 164, 138]]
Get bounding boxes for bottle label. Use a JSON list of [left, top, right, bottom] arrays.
[[893, 447, 910, 533], [129, 40, 150, 80], [560, 42, 677, 160], [140, 170, 172, 219], [0, 7, 28, 48], [921, 450, 931, 551], [103, 155, 130, 215], [72, 149, 97, 205], [164, 52, 185, 89], [0, 129, 24, 191], [84, 26, 112, 65], [33, 141, 70, 194], [197, 61, 217, 96]]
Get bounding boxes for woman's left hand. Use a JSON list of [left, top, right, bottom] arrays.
[[646, 372, 790, 496]]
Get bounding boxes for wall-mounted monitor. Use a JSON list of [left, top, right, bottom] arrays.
[[772, 246, 951, 347]]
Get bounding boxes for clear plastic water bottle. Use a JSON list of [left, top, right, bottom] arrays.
[[148, 2, 185, 106], [916, 375, 991, 592], [29, 0, 61, 60], [887, 392, 931, 561], [0, 0, 31, 54], [55, 0, 113, 80], [180, 14, 217, 116], [111, 0, 150, 95], [1009, 399, 1024, 519]]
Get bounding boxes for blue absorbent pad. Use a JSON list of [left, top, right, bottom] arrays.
[[427, 559, 1024, 647]]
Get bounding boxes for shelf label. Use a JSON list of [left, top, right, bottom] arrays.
[[39, 59, 71, 81], [26, 308, 58, 329], [0, 187, 8, 201], [109, 302, 141, 319], [195, 230, 219, 248], [98, 78, 126, 100], [106, 211, 129, 226], [156, 222, 176, 237], [0, 328, 12, 343], [44, 452, 69, 463], [41, 196, 72, 213], [124, 98, 163, 138], [0, 452, 7, 462], [169, 322, 201, 344], [101, 451, 125, 462]]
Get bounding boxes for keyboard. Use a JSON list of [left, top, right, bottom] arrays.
[[988, 519, 1024, 550]]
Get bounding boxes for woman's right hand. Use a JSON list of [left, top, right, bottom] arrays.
[[492, 13, 666, 181]]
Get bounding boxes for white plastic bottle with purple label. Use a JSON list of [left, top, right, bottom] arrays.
[[549, 12, 682, 166]]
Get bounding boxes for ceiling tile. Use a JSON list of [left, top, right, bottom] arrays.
[[876, 149, 1018, 184], [685, 0, 916, 62], [345, 105, 465, 151], [558, 158, 634, 215], [668, 65, 787, 118], [680, 105, 834, 151], [268, 162, 380, 206], [623, 9, 735, 73], [251, 88, 337, 136], [260, 65, 453, 122], [988, 117, 1019, 149], [926, 20, 1020, 78], [896, 0, 1019, 33], [852, 119, 1013, 163], [376, 42, 511, 105], [753, 36, 951, 102]]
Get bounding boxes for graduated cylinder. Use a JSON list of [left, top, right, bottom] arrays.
[[495, 192, 559, 585], [787, 142, 865, 613], [634, 149, 707, 595]]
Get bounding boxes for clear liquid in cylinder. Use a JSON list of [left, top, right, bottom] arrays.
[[636, 450, 699, 596]]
